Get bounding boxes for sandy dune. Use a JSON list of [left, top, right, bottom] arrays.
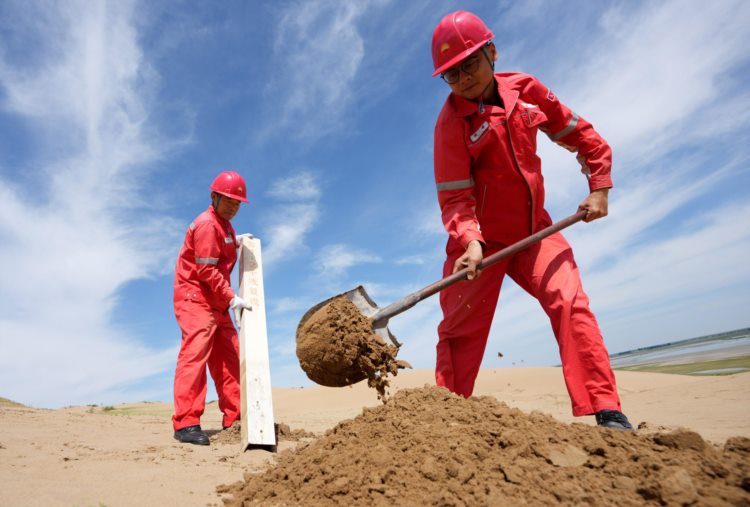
[[1, 368, 748, 506]]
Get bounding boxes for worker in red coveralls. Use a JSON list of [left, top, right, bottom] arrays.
[[172, 171, 253, 445], [431, 11, 632, 430]]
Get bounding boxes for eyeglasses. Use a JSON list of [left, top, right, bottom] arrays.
[[441, 54, 482, 84]]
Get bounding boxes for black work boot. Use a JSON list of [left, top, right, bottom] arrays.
[[174, 425, 210, 445], [595, 410, 634, 431]]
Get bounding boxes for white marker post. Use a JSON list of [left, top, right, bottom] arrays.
[[237, 235, 276, 452]]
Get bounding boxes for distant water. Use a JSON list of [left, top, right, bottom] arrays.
[[610, 330, 750, 368]]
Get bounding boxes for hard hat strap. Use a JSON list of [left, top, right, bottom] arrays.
[[481, 43, 494, 71]]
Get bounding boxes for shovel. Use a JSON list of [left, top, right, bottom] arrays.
[[296, 209, 587, 386]]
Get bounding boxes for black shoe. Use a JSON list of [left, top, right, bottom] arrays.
[[595, 410, 634, 431], [174, 425, 210, 445]]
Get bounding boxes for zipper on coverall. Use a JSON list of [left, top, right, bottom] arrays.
[[503, 102, 535, 235]]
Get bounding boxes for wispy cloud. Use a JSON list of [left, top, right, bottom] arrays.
[[0, 0, 180, 407], [536, 0, 750, 209], [482, 197, 750, 366], [395, 255, 426, 266], [260, 171, 321, 268], [267, 172, 322, 201], [270, 296, 310, 315], [413, 203, 446, 238], [478, 0, 750, 367], [314, 244, 382, 278], [262, 1, 370, 142], [584, 199, 750, 318]]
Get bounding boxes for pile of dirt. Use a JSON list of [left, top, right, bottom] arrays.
[[296, 297, 407, 398], [211, 422, 316, 446], [219, 386, 750, 506]]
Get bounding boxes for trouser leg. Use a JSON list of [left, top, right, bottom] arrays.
[[207, 313, 241, 428], [436, 240, 507, 398], [507, 232, 621, 416], [172, 300, 216, 430]]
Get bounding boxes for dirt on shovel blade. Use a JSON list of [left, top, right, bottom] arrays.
[[296, 296, 408, 398]]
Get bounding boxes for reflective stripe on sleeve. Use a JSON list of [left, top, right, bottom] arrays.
[[436, 178, 475, 191], [549, 112, 579, 141], [196, 257, 219, 265]]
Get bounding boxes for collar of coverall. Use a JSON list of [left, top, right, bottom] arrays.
[[450, 73, 519, 118], [207, 204, 231, 227]]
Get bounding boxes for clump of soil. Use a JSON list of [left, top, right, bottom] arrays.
[[219, 386, 750, 506], [296, 297, 408, 399], [211, 422, 316, 446]]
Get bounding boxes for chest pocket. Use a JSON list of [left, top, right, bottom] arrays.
[[519, 104, 547, 129], [221, 234, 237, 264], [221, 232, 237, 269], [512, 104, 548, 154]]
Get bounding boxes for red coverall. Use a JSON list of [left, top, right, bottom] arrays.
[[434, 72, 621, 416], [172, 206, 240, 430]]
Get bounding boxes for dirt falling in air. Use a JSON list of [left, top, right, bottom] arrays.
[[296, 297, 408, 399], [219, 386, 750, 507]]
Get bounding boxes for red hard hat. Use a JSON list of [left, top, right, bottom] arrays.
[[210, 171, 248, 203], [431, 11, 494, 77]]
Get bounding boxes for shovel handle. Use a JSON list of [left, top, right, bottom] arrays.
[[372, 210, 587, 325]]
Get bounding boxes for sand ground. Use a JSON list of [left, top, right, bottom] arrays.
[[1, 368, 749, 507]]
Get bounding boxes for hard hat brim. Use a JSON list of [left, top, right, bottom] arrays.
[[214, 190, 249, 203], [432, 39, 490, 77]]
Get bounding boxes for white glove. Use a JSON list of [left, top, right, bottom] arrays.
[[229, 295, 253, 323], [235, 233, 253, 245]]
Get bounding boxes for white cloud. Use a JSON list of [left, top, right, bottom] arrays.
[[484, 197, 750, 366], [478, 0, 750, 369], [270, 296, 310, 315], [395, 255, 426, 266], [261, 171, 322, 268], [386, 296, 442, 366], [260, 202, 319, 266], [0, 0, 180, 407], [562, 156, 736, 271], [359, 280, 423, 303], [583, 200, 750, 317], [538, 0, 750, 209], [414, 204, 446, 237], [314, 243, 382, 278], [263, 1, 371, 142], [267, 171, 321, 201]]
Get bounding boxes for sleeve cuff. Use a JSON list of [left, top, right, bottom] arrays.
[[459, 230, 485, 250], [223, 289, 236, 311], [588, 176, 613, 193]]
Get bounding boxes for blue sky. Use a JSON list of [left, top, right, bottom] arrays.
[[1, 0, 748, 408]]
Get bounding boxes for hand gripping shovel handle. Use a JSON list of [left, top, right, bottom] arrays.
[[372, 210, 587, 326]]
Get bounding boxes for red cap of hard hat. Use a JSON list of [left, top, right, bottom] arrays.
[[431, 11, 494, 77], [210, 171, 249, 203]]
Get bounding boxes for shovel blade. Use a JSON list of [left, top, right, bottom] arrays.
[[296, 285, 400, 349]]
